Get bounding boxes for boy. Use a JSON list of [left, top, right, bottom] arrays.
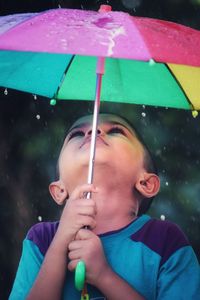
[[9, 114, 200, 300]]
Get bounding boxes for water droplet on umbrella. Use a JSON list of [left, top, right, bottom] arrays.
[[149, 59, 155, 66], [141, 112, 146, 117], [4, 88, 8, 95], [36, 114, 40, 120], [160, 214, 166, 221], [33, 94, 37, 100], [38, 216, 42, 222], [50, 99, 57, 106], [192, 110, 198, 118]]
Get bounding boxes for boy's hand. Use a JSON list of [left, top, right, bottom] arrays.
[[55, 184, 97, 249], [68, 229, 109, 286]]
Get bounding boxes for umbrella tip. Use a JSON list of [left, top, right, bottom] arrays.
[[192, 110, 198, 118], [50, 99, 57, 106], [99, 5, 112, 12]]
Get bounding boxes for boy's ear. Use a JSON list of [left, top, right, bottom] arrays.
[[135, 172, 160, 198], [49, 180, 68, 205]]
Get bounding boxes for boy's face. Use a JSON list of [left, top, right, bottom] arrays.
[[59, 114, 146, 193]]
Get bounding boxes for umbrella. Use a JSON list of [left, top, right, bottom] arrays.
[[0, 5, 200, 298], [0, 7, 200, 112]]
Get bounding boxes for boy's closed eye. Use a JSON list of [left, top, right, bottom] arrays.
[[67, 130, 85, 141], [67, 124, 128, 142], [107, 126, 126, 136]]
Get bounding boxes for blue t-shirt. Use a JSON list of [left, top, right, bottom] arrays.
[[9, 215, 200, 299]]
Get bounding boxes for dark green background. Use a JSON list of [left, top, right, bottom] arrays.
[[0, 1, 200, 299]]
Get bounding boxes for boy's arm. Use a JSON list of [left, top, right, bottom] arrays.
[[10, 184, 97, 300], [26, 234, 69, 300], [9, 227, 71, 300], [26, 184, 97, 300]]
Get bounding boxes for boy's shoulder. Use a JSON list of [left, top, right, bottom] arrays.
[[131, 216, 190, 265], [26, 221, 59, 256]]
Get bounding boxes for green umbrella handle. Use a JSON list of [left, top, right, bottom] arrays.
[[75, 260, 86, 291]]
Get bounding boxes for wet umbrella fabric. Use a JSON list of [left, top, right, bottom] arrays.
[[0, 8, 200, 111]]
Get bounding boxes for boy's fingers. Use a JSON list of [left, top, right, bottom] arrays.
[[78, 204, 97, 216], [68, 240, 81, 251], [77, 216, 96, 230], [70, 184, 98, 200], [68, 248, 81, 260], [76, 228, 95, 240], [68, 259, 80, 272], [68, 229, 95, 251]]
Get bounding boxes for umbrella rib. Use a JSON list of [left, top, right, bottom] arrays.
[[53, 54, 75, 100], [165, 63, 195, 110]]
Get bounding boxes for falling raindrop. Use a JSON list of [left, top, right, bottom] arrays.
[[38, 216, 42, 222], [122, 0, 141, 9], [165, 181, 169, 186], [33, 94, 37, 100], [141, 112, 146, 117], [142, 105, 146, 109], [4, 88, 8, 95], [36, 114, 40, 120], [160, 214, 166, 221], [149, 59, 155, 66]]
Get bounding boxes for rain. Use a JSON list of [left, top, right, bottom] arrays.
[[0, 1, 200, 299]]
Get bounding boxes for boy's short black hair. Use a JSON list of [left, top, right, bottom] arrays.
[[56, 113, 158, 215], [118, 115, 157, 216]]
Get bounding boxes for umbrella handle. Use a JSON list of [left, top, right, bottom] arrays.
[[75, 260, 86, 291]]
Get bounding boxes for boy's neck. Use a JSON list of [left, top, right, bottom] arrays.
[[90, 179, 138, 235], [67, 166, 139, 234]]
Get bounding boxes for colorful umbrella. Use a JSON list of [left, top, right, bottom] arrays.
[[0, 5, 200, 299], [0, 7, 200, 112]]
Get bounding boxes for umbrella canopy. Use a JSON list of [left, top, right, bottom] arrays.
[[0, 8, 200, 112]]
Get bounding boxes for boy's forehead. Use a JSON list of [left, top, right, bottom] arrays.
[[68, 114, 135, 134]]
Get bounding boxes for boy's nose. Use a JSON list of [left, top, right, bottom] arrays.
[[87, 127, 103, 136]]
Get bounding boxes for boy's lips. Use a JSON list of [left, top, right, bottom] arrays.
[[79, 136, 109, 148]]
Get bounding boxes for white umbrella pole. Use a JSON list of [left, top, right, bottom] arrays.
[[86, 57, 105, 199], [74, 58, 106, 292]]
